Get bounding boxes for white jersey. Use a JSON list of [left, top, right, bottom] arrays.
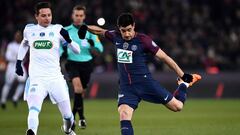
[[22, 24, 65, 79]]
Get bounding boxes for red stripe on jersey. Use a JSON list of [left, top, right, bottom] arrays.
[[124, 64, 132, 84]]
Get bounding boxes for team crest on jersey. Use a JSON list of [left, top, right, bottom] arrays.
[[117, 48, 133, 63], [33, 40, 53, 49], [131, 45, 138, 51], [31, 33, 35, 37], [49, 32, 54, 37], [30, 87, 36, 93], [123, 42, 129, 49], [40, 32, 45, 37]]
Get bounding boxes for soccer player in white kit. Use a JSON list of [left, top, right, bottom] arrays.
[[15, 2, 82, 135], [0, 31, 27, 109]]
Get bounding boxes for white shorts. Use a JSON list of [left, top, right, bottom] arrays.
[[24, 76, 70, 104]]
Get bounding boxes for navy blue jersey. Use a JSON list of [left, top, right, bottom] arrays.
[[105, 30, 160, 85]]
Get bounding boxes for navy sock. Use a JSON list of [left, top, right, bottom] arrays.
[[173, 83, 187, 103], [120, 120, 134, 135]]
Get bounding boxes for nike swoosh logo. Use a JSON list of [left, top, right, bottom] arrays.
[[118, 94, 124, 98], [116, 42, 121, 45], [164, 95, 169, 101]]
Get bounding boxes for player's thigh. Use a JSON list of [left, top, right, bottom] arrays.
[[137, 80, 173, 104], [26, 80, 48, 110], [118, 85, 141, 110], [49, 77, 70, 104]]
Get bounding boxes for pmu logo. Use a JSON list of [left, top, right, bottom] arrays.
[[33, 40, 53, 49], [117, 49, 133, 63]]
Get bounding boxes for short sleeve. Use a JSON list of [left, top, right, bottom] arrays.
[[104, 30, 117, 43], [23, 24, 33, 41], [139, 34, 160, 55]]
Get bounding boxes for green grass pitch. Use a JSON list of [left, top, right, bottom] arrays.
[[0, 99, 239, 135]]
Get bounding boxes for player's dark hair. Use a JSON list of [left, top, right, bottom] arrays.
[[117, 13, 135, 27], [73, 5, 86, 14], [34, 2, 52, 15]]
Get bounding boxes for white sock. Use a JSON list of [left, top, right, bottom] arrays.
[[1, 84, 11, 103], [28, 109, 39, 135], [27, 95, 44, 135], [13, 83, 25, 101], [57, 100, 74, 132], [181, 82, 189, 88]]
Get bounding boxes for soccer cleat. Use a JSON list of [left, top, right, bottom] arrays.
[[177, 74, 201, 87], [79, 119, 86, 129], [26, 129, 35, 135], [189, 74, 201, 86], [61, 126, 76, 135], [65, 130, 76, 135], [71, 121, 76, 131]]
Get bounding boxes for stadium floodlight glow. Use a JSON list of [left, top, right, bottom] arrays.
[[97, 17, 105, 26]]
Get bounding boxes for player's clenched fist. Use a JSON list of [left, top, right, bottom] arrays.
[[78, 24, 88, 39], [15, 60, 23, 76], [60, 28, 72, 43], [181, 73, 193, 83]]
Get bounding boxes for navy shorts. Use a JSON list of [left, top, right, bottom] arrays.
[[118, 79, 173, 110]]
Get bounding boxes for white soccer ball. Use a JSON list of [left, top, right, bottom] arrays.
[[97, 18, 105, 26]]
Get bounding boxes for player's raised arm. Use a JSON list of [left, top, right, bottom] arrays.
[[60, 28, 80, 54], [88, 25, 107, 36], [155, 49, 196, 83], [155, 49, 184, 77], [16, 30, 30, 76], [79, 24, 107, 37]]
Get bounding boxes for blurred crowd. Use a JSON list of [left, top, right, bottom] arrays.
[[0, 0, 239, 72]]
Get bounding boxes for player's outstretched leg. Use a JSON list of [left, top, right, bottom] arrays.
[[177, 74, 201, 87], [166, 74, 201, 112], [58, 100, 76, 135], [174, 74, 201, 103], [26, 94, 44, 135]]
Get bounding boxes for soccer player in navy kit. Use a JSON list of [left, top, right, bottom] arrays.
[[81, 13, 201, 135]]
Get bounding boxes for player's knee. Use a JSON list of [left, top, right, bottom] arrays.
[[73, 84, 84, 93], [119, 110, 130, 120], [74, 87, 84, 93], [118, 105, 133, 120]]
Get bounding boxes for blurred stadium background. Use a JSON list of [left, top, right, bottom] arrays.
[[0, 0, 239, 135]]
